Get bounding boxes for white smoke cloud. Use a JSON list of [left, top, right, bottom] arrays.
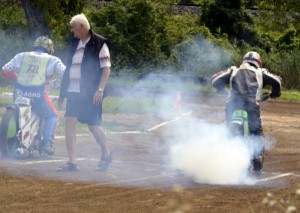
[[108, 35, 258, 186], [172, 35, 232, 77], [168, 117, 255, 185]]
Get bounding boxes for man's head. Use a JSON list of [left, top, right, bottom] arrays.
[[242, 51, 262, 68], [34, 36, 54, 54], [70, 13, 91, 40]]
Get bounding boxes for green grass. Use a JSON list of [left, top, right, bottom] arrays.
[[1, 84, 300, 111], [107, 76, 210, 94], [1, 83, 300, 134], [280, 89, 300, 102], [102, 96, 174, 114]]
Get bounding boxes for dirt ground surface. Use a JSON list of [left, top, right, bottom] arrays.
[[0, 94, 299, 213]]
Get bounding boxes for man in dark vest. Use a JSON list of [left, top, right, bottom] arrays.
[[57, 13, 112, 172]]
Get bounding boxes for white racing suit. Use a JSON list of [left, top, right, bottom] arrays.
[[2, 50, 65, 153], [211, 62, 281, 170]]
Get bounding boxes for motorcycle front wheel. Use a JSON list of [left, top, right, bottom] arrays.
[[0, 109, 18, 157]]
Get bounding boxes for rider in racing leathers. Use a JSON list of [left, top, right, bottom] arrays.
[[211, 51, 281, 172], [2, 36, 66, 155]]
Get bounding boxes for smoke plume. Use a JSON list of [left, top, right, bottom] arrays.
[[167, 117, 255, 185]]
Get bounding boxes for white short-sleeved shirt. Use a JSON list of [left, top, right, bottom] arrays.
[[67, 37, 111, 93]]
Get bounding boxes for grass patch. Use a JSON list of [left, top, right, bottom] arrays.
[[108, 76, 211, 94], [0, 83, 299, 134], [102, 96, 175, 114], [280, 89, 300, 102]]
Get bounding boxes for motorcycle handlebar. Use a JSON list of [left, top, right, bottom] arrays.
[[260, 91, 271, 102]]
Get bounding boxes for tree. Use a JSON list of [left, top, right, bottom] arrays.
[[20, 0, 85, 40], [20, 0, 48, 39], [0, 0, 28, 66]]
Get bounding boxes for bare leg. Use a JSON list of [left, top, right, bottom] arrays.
[[65, 116, 77, 163], [88, 125, 110, 158]]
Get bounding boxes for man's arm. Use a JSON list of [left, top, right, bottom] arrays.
[[93, 66, 111, 105], [211, 67, 233, 93], [93, 42, 111, 105], [97, 66, 111, 91], [54, 58, 66, 77], [262, 69, 282, 98], [2, 53, 23, 73]]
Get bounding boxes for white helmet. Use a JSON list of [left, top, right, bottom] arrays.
[[242, 51, 262, 68]]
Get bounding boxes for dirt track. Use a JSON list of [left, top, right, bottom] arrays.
[[0, 95, 299, 213]]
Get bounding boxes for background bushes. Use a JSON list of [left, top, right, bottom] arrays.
[[0, 0, 299, 89]]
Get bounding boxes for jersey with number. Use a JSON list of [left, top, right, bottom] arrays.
[[2, 51, 65, 86], [17, 52, 50, 86]]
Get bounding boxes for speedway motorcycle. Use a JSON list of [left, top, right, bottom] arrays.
[[0, 73, 59, 159]]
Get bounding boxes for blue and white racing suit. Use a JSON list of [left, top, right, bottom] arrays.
[[2, 50, 65, 149]]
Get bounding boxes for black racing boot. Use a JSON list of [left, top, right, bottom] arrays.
[[252, 135, 265, 173], [252, 155, 264, 172]]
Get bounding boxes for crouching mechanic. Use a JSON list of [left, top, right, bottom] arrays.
[[2, 36, 66, 155], [211, 51, 281, 172]]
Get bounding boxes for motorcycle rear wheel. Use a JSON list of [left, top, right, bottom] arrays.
[[0, 109, 18, 157], [229, 123, 245, 138]]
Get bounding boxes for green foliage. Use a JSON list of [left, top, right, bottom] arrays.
[[170, 35, 233, 77], [201, 0, 260, 46], [0, 0, 300, 90], [243, 0, 259, 8], [250, 5, 300, 89], [258, 0, 300, 12], [88, 0, 181, 68], [0, 1, 26, 34], [87, 0, 230, 74], [0, 1, 29, 67], [0, 0, 85, 65], [29, 0, 85, 48], [274, 51, 300, 88], [276, 28, 299, 51]]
